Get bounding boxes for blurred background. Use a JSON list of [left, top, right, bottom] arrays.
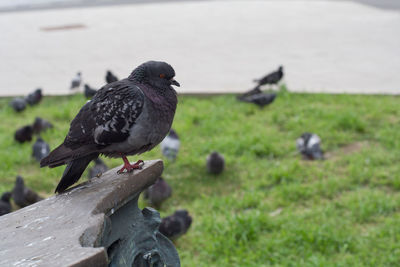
[[1, 0, 400, 266]]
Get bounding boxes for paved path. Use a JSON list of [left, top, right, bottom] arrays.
[[0, 0, 399, 96]]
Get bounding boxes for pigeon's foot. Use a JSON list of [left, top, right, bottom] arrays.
[[117, 157, 144, 174]]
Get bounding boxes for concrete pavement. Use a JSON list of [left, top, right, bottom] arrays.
[[0, 0, 399, 96]]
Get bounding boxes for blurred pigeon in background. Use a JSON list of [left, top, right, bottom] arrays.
[[237, 87, 262, 100], [25, 88, 42, 106], [70, 72, 82, 90], [296, 132, 324, 160], [238, 92, 277, 108], [206, 151, 225, 174], [143, 177, 172, 208], [159, 210, 192, 240], [254, 66, 284, 89], [161, 129, 180, 161], [106, 70, 119, 84], [0, 192, 12, 216], [88, 158, 108, 179], [12, 176, 43, 208], [32, 137, 50, 162], [84, 84, 97, 99], [14, 125, 34, 143], [10, 98, 27, 112], [32, 117, 53, 135]]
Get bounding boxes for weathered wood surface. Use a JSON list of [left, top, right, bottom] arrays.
[[0, 160, 165, 267]]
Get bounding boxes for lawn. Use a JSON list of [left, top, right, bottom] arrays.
[[1, 89, 400, 266]]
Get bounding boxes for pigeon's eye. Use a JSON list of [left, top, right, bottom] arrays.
[[159, 74, 166, 79]]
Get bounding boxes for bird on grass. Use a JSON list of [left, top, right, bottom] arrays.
[[14, 125, 34, 143], [70, 72, 82, 90], [106, 70, 119, 84], [41, 61, 180, 193], [253, 66, 284, 89], [238, 92, 277, 108], [296, 132, 324, 160], [32, 137, 50, 162], [88, 158, 108, 179], [236, 87, 262, 100], [12, 176, 43, 208], [10, 98, 27, 112], [160, 129, 180, 161], [32, 117, 53, 135], [159, 210, 192, 240], [143, 177, 172, 209], [206, 151, 225, 174], [0, 192, 12, 216], [84, 84, 97, 99], [25, 88, 42, 106]]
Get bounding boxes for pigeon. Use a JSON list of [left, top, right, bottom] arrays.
[[254, 66, 284, 88], [296, 132, 324, 160], [143, 177, 172, 208], [84, 84, 97, 99], [10, 98, 27, 112], [70, 72, 82, 90], [206, 151, 225, 174], [32, 117, 53, 134], [88, 158, 108, 179], [41, 61, 180, 193], [237, 87, 262, 100], [239, 92, 277, 108], [25, 88, 42, 106], [0, 192, 12, 216], [32, 137, 50, 162], [159, 210, 192, 240], [160, 129, 180, 161], [106, 70, 119, 84], [14, 125, 34, 143], [12, 176, 43, 208]]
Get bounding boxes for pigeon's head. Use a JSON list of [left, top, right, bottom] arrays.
[[168, 129, 179, 139], [174, 210, 192, 228], [278, 66, 283, 72], [1, 192, 11, 202], [209, 151, 222, 160], [129, 61, 180, 90], [15, 176, 24, 186]]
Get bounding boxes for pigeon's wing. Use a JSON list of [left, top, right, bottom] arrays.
[[64, 80, 145, 148]]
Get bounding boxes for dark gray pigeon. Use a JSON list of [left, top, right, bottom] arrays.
[[14, 125, 34, 143], [159, 210, 192, 240], [88, 158, 108, 179], [32, 117, 53, 134], [32, 137, 50, 162], [254, 66, 284, 88], [237, 87, 262, 100], [106, 70, 119, 84], [206, 151, 225, 174], [12, 176, 43, 208], [239, 92, 277, 108], [25, 88, 42, 106], [143, 177, 172, 208], [160, 129, 180, 161], [41, 61, 180, 193], [70, 72, 82, 90], [10, 98, 27, 112], [84, 84, 97, 99], [0, 192, 12, 216], [296, 132, 324, 160]]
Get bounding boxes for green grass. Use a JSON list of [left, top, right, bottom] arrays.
[[1, 89, 400, 266]]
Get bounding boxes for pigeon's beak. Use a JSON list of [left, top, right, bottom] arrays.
[[170, 79, 180, 87]]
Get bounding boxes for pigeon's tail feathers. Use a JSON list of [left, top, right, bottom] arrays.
[[40, 143, 98, 168], [55, 153, 99, 193]]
